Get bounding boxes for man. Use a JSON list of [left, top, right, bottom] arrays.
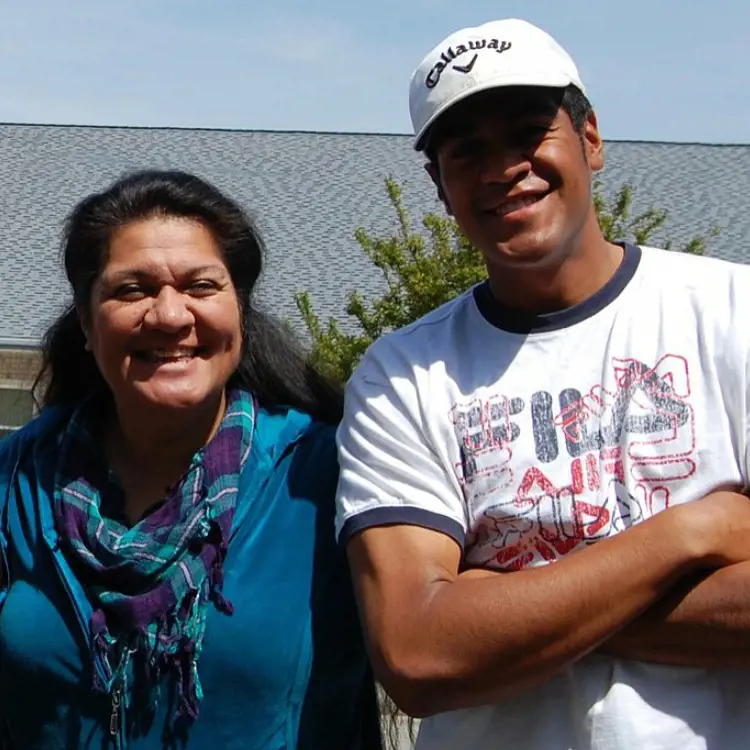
[[335, 17, 750, 750]]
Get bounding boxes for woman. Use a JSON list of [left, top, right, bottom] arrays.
[[0, 170, 382, 749]]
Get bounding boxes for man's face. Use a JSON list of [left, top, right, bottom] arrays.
[[427, 87, 604, 273]]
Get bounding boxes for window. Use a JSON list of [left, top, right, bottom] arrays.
[[0, 388, 34, 439]]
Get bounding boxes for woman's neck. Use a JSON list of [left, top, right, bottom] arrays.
[[116, 392, 225, 466], [103, 391, 227, 521]]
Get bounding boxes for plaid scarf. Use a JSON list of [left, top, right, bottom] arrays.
[[53, 388, 255, 722]]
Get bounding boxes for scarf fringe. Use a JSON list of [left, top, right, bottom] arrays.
[[208, 525, 234, 616], [91, 572, 232, 724]]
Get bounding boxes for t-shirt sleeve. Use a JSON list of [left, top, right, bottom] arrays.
[[736, 272, 750, 486], [335, 349, 467, 546]]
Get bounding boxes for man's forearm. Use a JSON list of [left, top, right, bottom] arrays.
[[601, 561, 750, 667], [360, 507, 710, 717]]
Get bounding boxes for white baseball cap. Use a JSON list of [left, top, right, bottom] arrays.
[[409, 19, 586, 151]]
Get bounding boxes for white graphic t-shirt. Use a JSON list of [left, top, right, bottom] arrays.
[[335, 245, 750, 750]]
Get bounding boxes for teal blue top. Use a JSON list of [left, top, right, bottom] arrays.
[[0, 404, 381, 749]]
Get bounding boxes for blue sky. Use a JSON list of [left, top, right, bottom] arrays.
[[0, 0, 746, 143]]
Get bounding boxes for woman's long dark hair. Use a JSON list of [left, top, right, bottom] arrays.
[[34, 169, 343, 424]]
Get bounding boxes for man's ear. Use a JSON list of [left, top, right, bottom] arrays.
[[424, 161, 453, 215], [583, 110, 604, 173]]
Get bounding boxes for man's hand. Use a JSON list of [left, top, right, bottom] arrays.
[[677, 489, 750, 568]]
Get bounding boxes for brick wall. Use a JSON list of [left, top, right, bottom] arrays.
[[0, 348, 41, 388]]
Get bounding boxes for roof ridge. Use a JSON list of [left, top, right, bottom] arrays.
[[0, 121, 747, 147], [0, 121, 410, 139]]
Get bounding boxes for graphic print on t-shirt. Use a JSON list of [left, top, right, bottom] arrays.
[[452, 355, 696, 569]]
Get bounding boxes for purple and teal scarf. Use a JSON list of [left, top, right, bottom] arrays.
[[53, 388, 255, 722]]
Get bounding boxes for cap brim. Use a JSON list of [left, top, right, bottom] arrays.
[[414, 71, 578, 151]]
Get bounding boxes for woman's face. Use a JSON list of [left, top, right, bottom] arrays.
[[82, 215, 243, 417]]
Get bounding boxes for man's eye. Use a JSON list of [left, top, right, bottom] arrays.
[[448, 139, 482, 160], [517, 124, 549, 141]]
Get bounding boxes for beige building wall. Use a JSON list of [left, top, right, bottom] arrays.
[[0, 348, 41, 436]]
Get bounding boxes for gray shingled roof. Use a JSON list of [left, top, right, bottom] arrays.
[[1, 123, 748, 346]]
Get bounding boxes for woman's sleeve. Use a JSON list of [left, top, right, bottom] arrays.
[[292, 424, 383, 750]]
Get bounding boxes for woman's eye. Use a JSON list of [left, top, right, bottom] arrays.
[[112, 281, 218, 300], [114, 284, 145, 300], [188, 281, 218, 296]]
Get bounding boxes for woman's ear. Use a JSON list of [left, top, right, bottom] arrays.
[[76, 306, 92, 351]]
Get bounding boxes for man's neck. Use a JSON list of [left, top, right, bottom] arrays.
[[487, 226, 624, 315]]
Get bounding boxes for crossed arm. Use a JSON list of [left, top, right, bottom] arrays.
[[597, 560, 750, 667], [459, 553, 750, 668], [346, 492, 750, 718]]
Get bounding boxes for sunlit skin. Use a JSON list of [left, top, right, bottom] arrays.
[[426, 87, 623, 314], [79, 216, 243, 521]]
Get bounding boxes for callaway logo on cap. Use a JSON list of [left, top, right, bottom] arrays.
[[409, 18, 586, 151]]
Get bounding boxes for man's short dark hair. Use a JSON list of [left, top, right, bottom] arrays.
[[561, 84, 593, 134]]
